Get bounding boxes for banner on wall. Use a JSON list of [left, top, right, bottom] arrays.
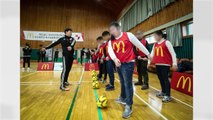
[[23, 31, 84, 42]]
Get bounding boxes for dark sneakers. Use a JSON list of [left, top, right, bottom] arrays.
[[141, 84, 149, 90], [122, 105, 133, 119], [64, 82, 71, 86], [106, 85, 115, 91], [134, 81, 143, 86], [162, 96, 172, 102], [60, 86, 70, 91]]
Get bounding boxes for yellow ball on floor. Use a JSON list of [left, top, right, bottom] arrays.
[[92, 81, 99, 89], [92, 76, 98, 82], [91, 72, 97, 77], [97, 95, 108, 108]]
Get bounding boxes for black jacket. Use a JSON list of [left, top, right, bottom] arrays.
[[23, 47, 32, 57], [45, 35, 76, 57]]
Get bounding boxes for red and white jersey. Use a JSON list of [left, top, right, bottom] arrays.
[[111, 32, 135, 63], [104, 41, 111, 60], [153, 40, 173, 66], [98, 43, 105, 59], [136, 39, 147, 57]]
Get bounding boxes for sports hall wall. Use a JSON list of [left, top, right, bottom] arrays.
[[126, 0, 193, 59], [20, 0, 115, 49]]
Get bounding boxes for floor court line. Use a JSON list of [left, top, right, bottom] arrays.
[[66, 68, 85, 120], [20, 72, 38, 78], [132, 77, 193, 108], [115, 78, 168, 120]]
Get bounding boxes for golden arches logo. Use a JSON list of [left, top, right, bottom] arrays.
[[99, 48, 103, 54], [155, 46, 164, 57], [26, 33, 35, 38], [112, 41, 125, 53], [176, 76, 192, 92], [41, 64, 50, 70]]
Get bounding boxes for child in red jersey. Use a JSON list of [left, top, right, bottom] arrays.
[[148, 30, 178, 102], [108, 22, 151, 119], [97, 36, 107, 82]]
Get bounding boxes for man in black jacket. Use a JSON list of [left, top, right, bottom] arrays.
[[22, 43, 32, 72], [43, 28, 76, 91]]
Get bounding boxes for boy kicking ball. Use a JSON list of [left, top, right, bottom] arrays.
[[148, 30, 177, 102]]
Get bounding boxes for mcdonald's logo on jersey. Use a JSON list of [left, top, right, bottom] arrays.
[[155, 46, 164, 57], [113, 41, 125, 53], [37, 62, 54, 71], [171, 72, 193, 96]]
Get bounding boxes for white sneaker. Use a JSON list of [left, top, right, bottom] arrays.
[[27, 67, 30, 72], [22, 68, 25, 72]]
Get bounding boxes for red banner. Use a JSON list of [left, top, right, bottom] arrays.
[[37, 62, 54, 71], [171, 72, 193, 96], [85, 63, 99, 71]]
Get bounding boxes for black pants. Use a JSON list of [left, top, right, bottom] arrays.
[[41, 56, 45, 62], [54, 57, 58, 62], [61, 55, 74, 88], [156, 65, 171, 96], [23, 57, 31, 68], [80, 56, 83, 64], [136, 59, 149, 85], [98, 60, 107, 80]]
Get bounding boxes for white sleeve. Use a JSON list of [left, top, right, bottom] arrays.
[[127, 32, 150, 56], [148, 44, 155, 64], [166, 41, 177, 66], [108, 40, 117, 60]]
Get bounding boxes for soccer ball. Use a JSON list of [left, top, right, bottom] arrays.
[[97, 95, 108, 108], [92, 76, 98, 82], [92, 81, 99, 89], [91, 72, 97, 77]]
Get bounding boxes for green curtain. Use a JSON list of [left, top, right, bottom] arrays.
[[148, 37, 193, 59], [121, 0, 176, 31]]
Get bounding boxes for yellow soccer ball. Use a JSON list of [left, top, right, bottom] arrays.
[[92, 81, 99, 89], [91, 72, 97, 77], [97, 95, 108, 108], [92, 76, 98, 82]]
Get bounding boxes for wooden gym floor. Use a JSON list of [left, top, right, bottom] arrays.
[[20, 62, 193, 120]]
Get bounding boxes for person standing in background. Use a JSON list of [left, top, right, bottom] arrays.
[[22, 43, 32, 72], [54, 49, 59, 62], [134, 31, 150, 90], [80, 48, 85, 65], [41, 48, 46, 62], [37, 44, 43, 62]]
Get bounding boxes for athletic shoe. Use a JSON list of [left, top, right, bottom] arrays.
[[102, 79, 106, 83], [60, 86, 70, 91], [64, 82, 71, 86], [162, 96, 172, 102], [141, 84, 149, 90], [22, 68, 25, 72], [27, 67, 30, 72], [134, 81, 143, 86], [156, 92, 166, 98], [105, 85, 115, 91], [122, 105, 133, 119], [115, 97, 126, 105], [105, 84, 110, 87]]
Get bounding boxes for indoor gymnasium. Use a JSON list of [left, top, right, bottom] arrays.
[[20, 0, 193, 120]]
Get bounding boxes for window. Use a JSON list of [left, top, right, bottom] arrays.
[[182, 21, 193, 37]]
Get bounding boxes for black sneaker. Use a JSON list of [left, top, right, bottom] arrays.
[[134, 81, 143, 86], [141, 84, 149, 90], [105, 84, 110, 87], [106, 85, 115, 91], [60, 86, 70, 91], [162, 96, 172, 102], [64, 82, 71, 86]]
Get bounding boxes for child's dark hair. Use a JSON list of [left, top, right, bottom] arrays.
[[64, 28, 72, 33], [102, 31, 110, 36], [109, 21, 120, 28], [154, 30, 163, 37], [96, 36, 103, 41]]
